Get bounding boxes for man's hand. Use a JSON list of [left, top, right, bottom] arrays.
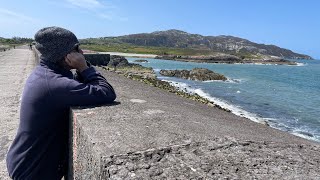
[[65, 52, 89, 72]]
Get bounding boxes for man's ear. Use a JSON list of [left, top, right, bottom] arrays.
[[64, 55, 72, 65], [62, 56, 73, 70]]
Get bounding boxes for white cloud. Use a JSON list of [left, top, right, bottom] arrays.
[[64, 0, 125, 21], [97, 13, 128, 21], [66, 0, 103, 9], [0, 8, 38, 23], [98, 13, 113, 20]]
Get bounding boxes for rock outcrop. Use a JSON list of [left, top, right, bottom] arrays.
[[160, 68, 227, 81], [134, 59, 149, 63], [105, 55, 156, 79], [109, 55, 130, 67], [156, 54, 242, 63], [155, 54, 298, 65]]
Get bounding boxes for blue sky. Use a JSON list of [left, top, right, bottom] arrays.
[[0, 0, 319, 58]]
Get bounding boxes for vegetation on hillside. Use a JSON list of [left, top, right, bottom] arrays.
[[80, 29, 313, 59], [81, 43, 267, 60], [0, 37, 33, 45], [81, 43, 219, 56]]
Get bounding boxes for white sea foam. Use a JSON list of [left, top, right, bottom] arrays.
[[203, 78, 244, 84], [162, 80, 192, 93], [163, 80, 268, 124], [203, 80, 224, 83], [292, 131, 319, 142], [226, 78, 244, 83], [253, 63, 274, 66], [159, 76, 171, 79], [252, 63, 301, 66]]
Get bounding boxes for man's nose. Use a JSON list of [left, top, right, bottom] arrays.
[[79, 48, 83, 54]]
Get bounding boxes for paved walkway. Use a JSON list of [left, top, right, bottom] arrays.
[[0, 46, 35, 179]]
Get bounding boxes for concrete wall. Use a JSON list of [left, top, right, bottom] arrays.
[[84, 54, 110, 66], [32, 51, 109, 66], [69, 111, 103, 179], [32, 47, 40, 64]]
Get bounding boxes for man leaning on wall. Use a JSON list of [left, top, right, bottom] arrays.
[[6, 26, 116, 180]]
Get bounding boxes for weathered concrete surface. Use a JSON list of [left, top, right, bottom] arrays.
[[100, 138, 320, 179], [0, 47, 35, 179], [72, 69, 320, 179]]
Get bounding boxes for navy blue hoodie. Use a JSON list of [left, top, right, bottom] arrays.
[[6, 59, 116, 179]]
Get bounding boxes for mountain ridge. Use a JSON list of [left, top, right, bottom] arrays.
[[81, 29, 312, 60]]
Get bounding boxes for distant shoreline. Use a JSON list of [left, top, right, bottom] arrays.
[[116, 56, 319, 143], [154, 55, 299, 65], [98, 51, 158, 58], [92, 51, 299, 65]]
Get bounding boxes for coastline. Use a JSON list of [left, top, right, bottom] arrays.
[[103, 58, 320, 143], [162, 79, 320, 143], [158, 75, 320, 143], [99, 67, 319, 145], [95, 51, 299, 65], [162, 79, 270, 123], [98, 51, 158, 58], [159, 75, 320, 143], [155, 53, 297, 65], [90, 51, 319, 143]]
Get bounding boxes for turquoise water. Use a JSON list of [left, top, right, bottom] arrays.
[[127, 58, 320, 142]]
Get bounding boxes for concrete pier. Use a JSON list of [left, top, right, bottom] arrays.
[[71, 68, 320, 179], [0, 46, 35, 179]]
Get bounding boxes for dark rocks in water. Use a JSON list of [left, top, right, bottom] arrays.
[[108, 55, 130, 67], [107, 55, 132, 71], [244, 58, 297, 65], [134, 59, 149, 63], [160, 68, 227, 81], [190, 68, 227, 81], [105, 55, 156, 79], [155, 54, 299, 65], [155, 54, 242, 63]]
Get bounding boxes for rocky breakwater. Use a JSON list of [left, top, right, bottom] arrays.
[[134, 59, 149, 63], [156, 53, 298, 65], [156, 54, 242, 64], [255, 59, 297, 65], [160, 68, 227, 81]]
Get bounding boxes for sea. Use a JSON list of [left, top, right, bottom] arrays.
[[127, 57, 320, 143]]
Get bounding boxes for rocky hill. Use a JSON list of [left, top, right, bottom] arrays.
[[82, 30, 312, 60]]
